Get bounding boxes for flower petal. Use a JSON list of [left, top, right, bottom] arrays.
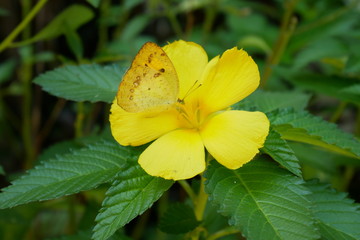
[[139, 129, 205, 180], [110, 99, 180, 146], [199, 48, 260, 113], [200, 110, 269, 169], [163, 40, 208, 99]]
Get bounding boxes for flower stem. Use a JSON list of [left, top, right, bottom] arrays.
[[193, 152, 213, 221], [261, 0, 298, 88], [0, 0, 48, 53], [194, 173, 208, 221]]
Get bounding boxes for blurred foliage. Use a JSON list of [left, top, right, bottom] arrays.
[[0, 0, 360, 239]]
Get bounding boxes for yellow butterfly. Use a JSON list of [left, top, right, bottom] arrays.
[[117, 42, 179, 113]]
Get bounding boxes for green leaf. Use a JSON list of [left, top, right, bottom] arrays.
[[93, 162, 173, 240], [292, 38, 347, 69], [34, 64, 124, 103], [48, 229, 130, 240], [340, 84, 360, 96], [262, 128, 301, 177], [37, 135, 109, 163], [289, 13, 358, 54], [289, 142, 360, 177], [0, 59, 16, 84], [87, 0, 101, 8], [64, 22, 84, 60], [0, 140, 133, 209], [269, 108, 360, 158], [305, 180, 360, 240], [0, 8, 9, 16], [233, 90, 310, 112], [238, 35, 271, 54], [284, 74, 360, 104], [205, 158, 319, 240], [124, 0, 143, 11], [159, 203, 201, 234], [0, 204, 40, 240], [120, 15, 150, 41], [11, 5, 94, 46], [345, 53, 360, 74]]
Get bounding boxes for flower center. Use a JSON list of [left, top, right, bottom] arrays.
[[173, 81, 211, 129], [175, 100, 206, 129]]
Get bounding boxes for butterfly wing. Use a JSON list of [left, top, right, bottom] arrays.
[[117, 42, 179, 113]]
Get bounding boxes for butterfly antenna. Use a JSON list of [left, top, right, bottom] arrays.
[[178, 80, 202, 104]]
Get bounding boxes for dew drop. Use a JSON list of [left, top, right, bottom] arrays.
[[130, 89, 134, 93], [129, 96, 133, 100]]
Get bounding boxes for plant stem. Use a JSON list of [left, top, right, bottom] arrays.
[[294, 2, 356, 36], [96, 0, 110, 52], [179, 180, 197, 204], [194, 173, 208, 221], [207, 227, 240, 240], [155, 191, 168, 240], [261, 0, 298, 88], [131, 210, 151, 240], [202, 0, 218, 43], [356, 106, 360, 137], [0, 0, 48, 53], [163, 2, 183, 38], [179, 176, 207, 221], [75, 102, 85, 138], [38, 98, 66, 146], [187, 154, 212, 239], [67, 195, 76, 234], [330, 101, 347, 123], [20, 0, 35, 169], [21, 47, 35, 169]]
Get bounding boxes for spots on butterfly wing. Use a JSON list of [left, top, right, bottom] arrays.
[[159, 68, 165, 73], [133, 80, 141, 88], [133, 76, 141, 87], [129, 96, 133, 100], [148, 53, 153, 63], [154, 73, 160, 78]]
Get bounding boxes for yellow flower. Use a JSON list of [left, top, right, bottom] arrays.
[[110, 40, 270, 180]]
